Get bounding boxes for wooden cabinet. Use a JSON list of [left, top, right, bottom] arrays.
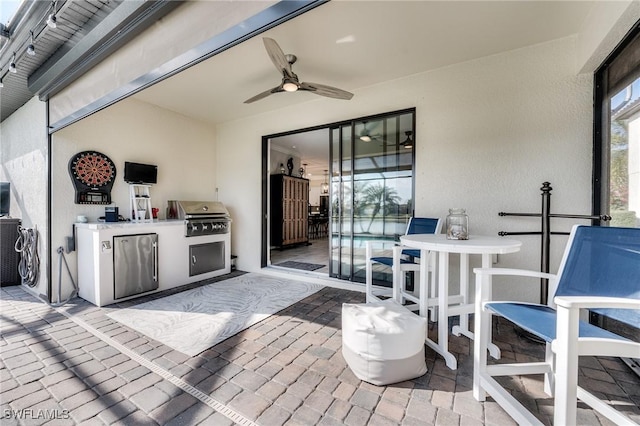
[[271, 174, 309, 247]]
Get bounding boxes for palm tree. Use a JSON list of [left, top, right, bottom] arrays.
[[360, 182, 401, 233]]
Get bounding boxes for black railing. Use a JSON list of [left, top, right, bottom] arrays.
[[499, 182, 611, 304]]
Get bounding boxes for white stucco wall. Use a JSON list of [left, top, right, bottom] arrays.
[[50, 98, 217, 301], [0, 97, 49, 298], [216, 36, 593, 303]]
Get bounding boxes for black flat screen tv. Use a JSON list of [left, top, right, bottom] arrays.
[[0, 182, 9, 216], [124, 162, 158, 184]]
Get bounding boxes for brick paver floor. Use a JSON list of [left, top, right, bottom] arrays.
[[1, 272, 639, 425]]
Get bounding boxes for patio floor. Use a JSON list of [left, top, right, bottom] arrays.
[[1, 272, 639, 425]]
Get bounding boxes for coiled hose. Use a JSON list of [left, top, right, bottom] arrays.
[[14, 225, 39, 287]]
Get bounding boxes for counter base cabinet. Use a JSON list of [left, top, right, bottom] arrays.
[[271, 174, 309, 248], [77, 222, 230, 306]]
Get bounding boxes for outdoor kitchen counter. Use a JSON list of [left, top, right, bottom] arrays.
[[75, 219, 184, 230], [76, 220, 231, 306]]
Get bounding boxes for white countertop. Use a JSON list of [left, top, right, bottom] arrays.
[[74, 219, 184, 230]]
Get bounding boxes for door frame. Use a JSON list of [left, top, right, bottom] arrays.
[[261, 108, 417, 278]]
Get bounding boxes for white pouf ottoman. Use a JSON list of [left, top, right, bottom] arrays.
[[341, 298, 427, 386]]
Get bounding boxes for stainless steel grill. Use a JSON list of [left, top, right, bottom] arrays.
[[167, 200, 231, 237]]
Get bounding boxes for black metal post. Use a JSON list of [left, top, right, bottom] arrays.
[[498, 181, 612, 343], [540, 182, 552, 304], [498, 181, 611, 306]]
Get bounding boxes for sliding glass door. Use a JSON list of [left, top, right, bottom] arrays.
[[330, 109, 415, 283]]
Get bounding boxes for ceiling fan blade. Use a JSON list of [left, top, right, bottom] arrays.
[[263, 38, 293, 77], [300, 82, 354, 100], [244, 86, 283, 104]]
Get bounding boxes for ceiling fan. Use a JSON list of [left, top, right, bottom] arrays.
[[357, 121, 380, 142], [244, 38, 354, 104], [358, 121, 391, 144]]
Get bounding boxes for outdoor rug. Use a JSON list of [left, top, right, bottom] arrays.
[[107, 273, 323, 356], [274, 260, 325, 271]]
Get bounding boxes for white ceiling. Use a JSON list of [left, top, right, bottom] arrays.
[[132, 0, 596, 178]]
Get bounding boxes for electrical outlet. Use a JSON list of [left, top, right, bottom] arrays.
[[65, 236, 75, 253]]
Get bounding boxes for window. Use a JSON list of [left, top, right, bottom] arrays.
[[594, 22, 640, 228], [592, 22, 639, 339]]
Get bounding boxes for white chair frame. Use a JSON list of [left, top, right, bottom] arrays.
[[365, 218, 442, 319], [473, 226, 640, 426]]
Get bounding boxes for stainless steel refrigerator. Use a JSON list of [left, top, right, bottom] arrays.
[[113, 233, 158, 299]]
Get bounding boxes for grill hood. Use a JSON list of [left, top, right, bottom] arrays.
[[167, 200, 230, 220]]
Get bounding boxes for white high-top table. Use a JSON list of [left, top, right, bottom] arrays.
[[400, 233, 522, 369]]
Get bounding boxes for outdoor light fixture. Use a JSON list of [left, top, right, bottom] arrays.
[[26, 31, 35, 56], [46, 13, 57, 28], [47, 2, 58, 29], [359, 135, 372, 142], [401, 131, 413, 149], [9, 54, 17, 73]]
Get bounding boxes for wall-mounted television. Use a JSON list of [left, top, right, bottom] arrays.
[[0, 182, 9, 216], [124, 162, 158, 184]]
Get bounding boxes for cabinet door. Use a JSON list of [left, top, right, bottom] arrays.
[[189, 241, 225, 276], [274, 175, 309, 246], [113, 234, 158, 299]]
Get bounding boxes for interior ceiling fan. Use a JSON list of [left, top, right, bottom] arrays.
[[358, 121, 383, 142], [244, 38, 354, 104], [358, 120, 394, 145]]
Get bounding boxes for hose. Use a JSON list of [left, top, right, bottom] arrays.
[[14, 225, 39, 287], [50, 246, 78, 307]]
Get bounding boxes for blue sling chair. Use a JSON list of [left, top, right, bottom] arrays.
[[473, 225, 640, 425], [365, 217, 442, 318]]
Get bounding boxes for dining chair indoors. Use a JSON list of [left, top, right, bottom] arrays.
[[365, 217, 442, 318], [473, 225, 640, 425]]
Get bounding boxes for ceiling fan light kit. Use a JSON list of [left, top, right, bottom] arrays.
[[282, 78, 299, 92], [244, 38, 353, 104], [402, 131, 414, 149]]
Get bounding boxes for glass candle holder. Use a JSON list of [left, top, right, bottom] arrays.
[[446, 208, 469, 240]]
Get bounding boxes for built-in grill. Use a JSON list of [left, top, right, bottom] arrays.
[[167, 200, 231, 237]]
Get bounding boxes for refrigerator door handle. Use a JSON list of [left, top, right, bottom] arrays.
[[153, 241, 158, 281]]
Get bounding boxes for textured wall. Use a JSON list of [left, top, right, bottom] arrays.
[[51, 98, 217, 301], [0, 97, 49, 298], [217, 36, 593, 303]]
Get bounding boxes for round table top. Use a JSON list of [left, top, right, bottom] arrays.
[[400, 233, 522, 254]]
